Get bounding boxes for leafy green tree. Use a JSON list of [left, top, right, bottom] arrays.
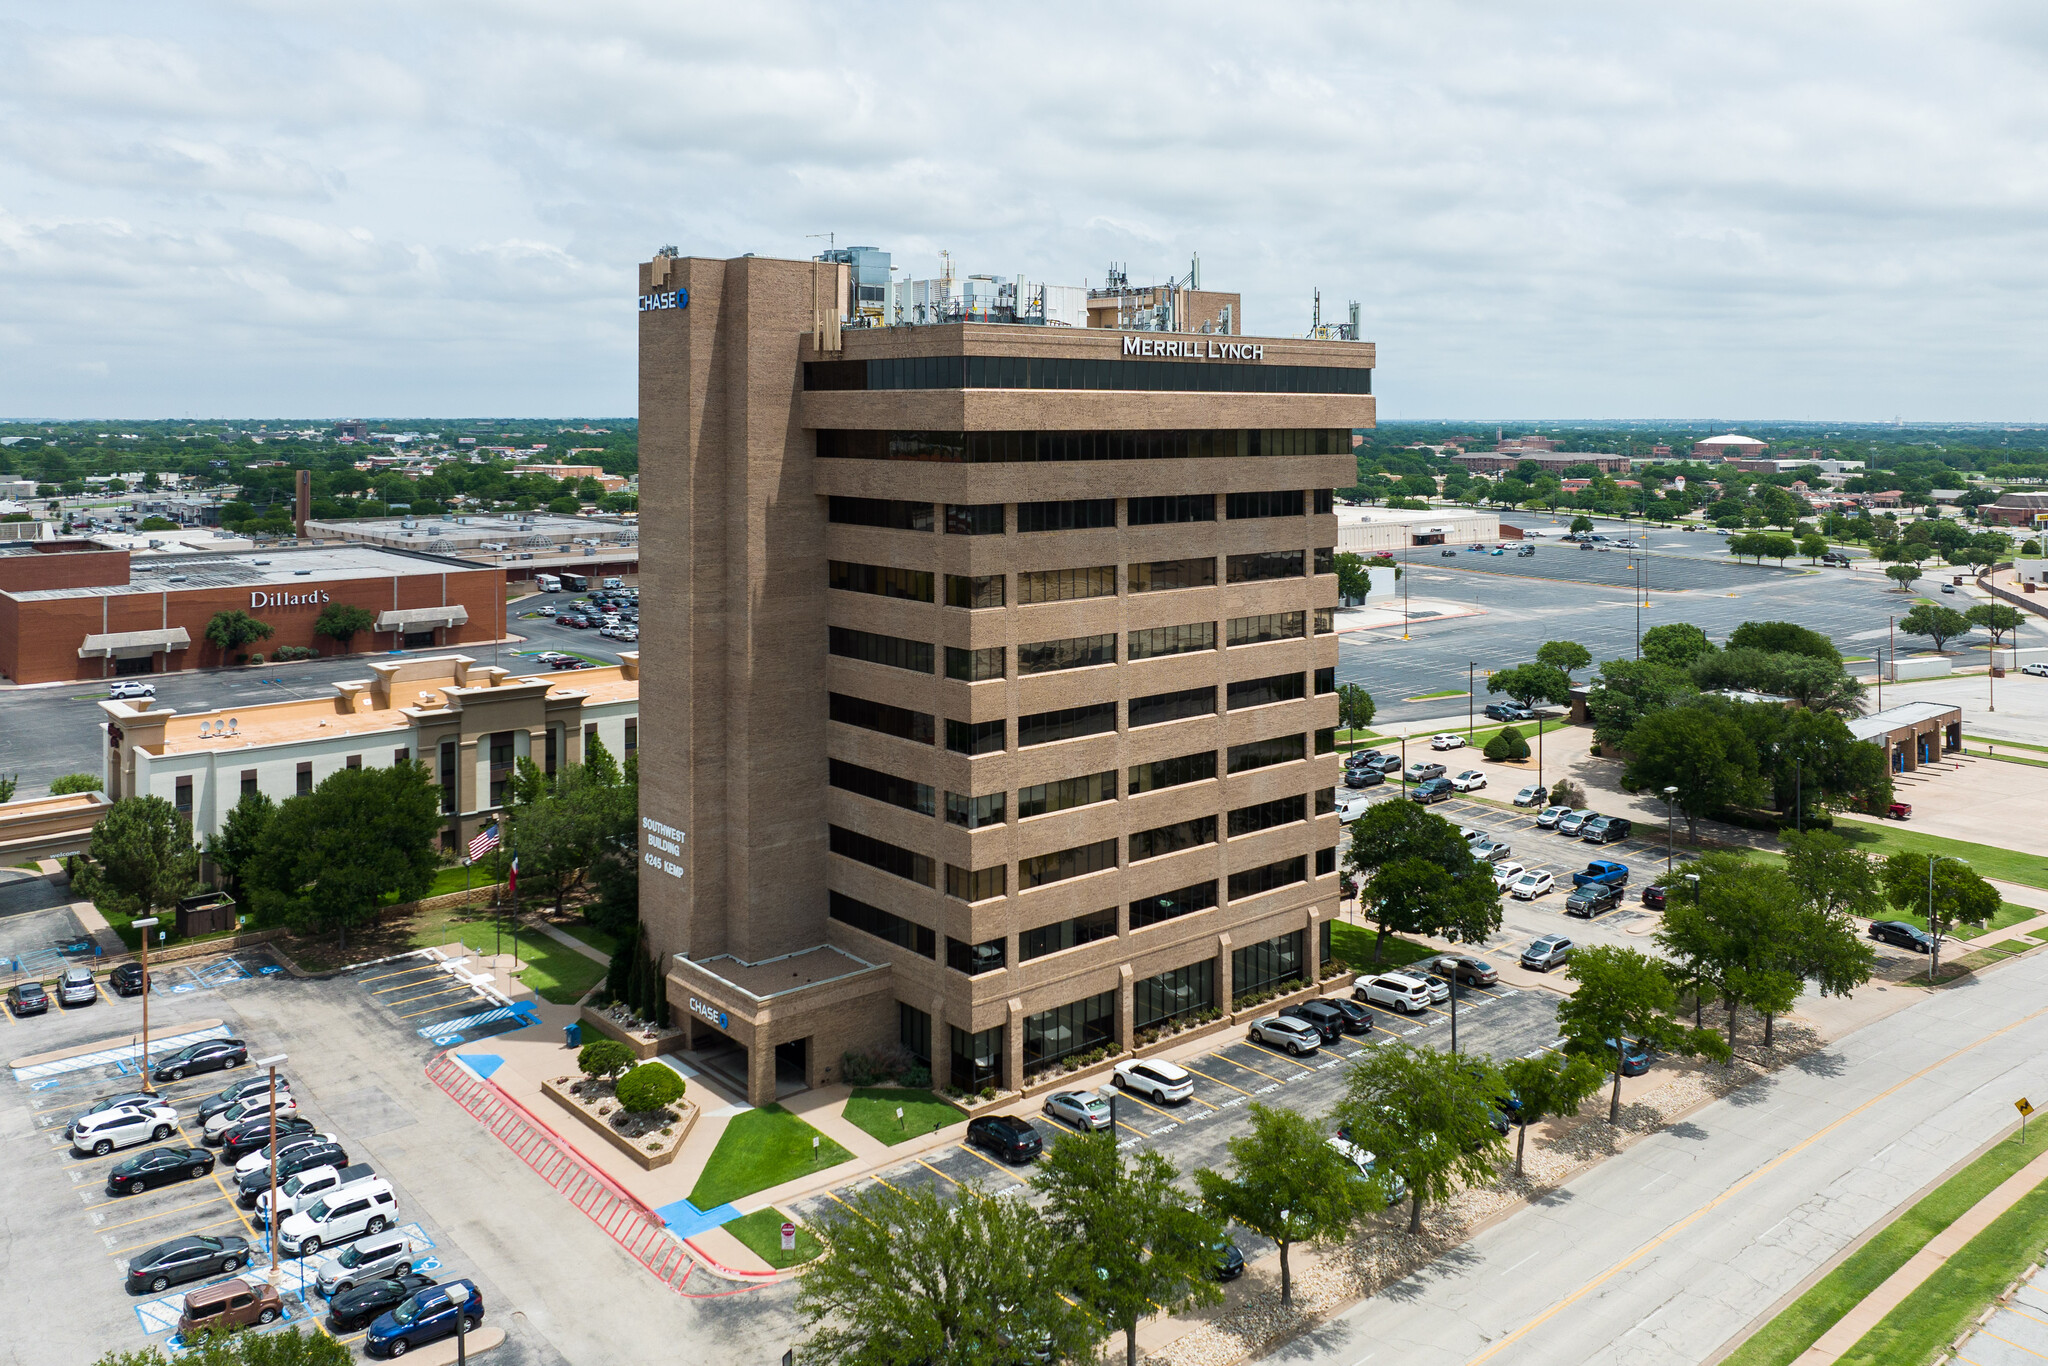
[[204, 790, 275, 899], [797, 1183, 1101, 1366], [203, 609, 274, 658], [1639, 623, 1716, 670], [1556, 946, 1730, 1123], [505, 737, 632, 913], [1499, 1052, 1606, 1175], [245, 764, 441, 952], [1881, 852, 2001, 975], [1730, 704, 1893, 818], [1535, 639, 1592, 681], [0, 773, 15, 803], [1485, 661, 1572, 710], [1345, 802, 1498, 961], [1762, 533, 1798, 565], [1621, 707, 1760, 840], [1333, 550, 1370, 600], [1586, 657, 1697, 746], [93, 1328, 353, 1365], [1692, 648, 1865, 714], [1800, 534, 1830, 563], [1195, 1103, 1377, 1306], [49, 772, 104, 794], [614, 1062, 687, 1114], [312, 603, 377, 653], [1884, 563, 1923, 593], [1899, 603, 1971, 652], [577, 1039, 636, 1082], [1728, 531, 1769, 563], [1336, 682, 1376, 734], [1031, 1128, 1225, 1366], [1548, 778, 1585, 808], [1728, 620, 1842, 664], [1966, 602, 2025, 648], [1333, 1044, 1508, 1234], [1569, 515, 1594, 534], [72, 796, 200, 925]]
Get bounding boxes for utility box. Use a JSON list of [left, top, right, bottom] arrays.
[[175, 890, 237, 938]]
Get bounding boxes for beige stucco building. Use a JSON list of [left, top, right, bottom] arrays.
[[638, 252, 1374, 1104]]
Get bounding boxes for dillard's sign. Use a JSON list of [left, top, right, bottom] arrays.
[[251, 590, 330, 609], [1123, 334, 1264, 361]]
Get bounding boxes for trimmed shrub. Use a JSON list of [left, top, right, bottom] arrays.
[[577, 1039, 636, 1082], [615, 1062, 687, 1114], [1483, 733, 1512, 762], [1549, 779, 1586, 808]]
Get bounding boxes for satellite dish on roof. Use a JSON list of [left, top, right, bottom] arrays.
[[227, 718, 237, 734], [198, 720, 210, 736]]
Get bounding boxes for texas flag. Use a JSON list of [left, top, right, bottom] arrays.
[[507, 855, 519, 899]]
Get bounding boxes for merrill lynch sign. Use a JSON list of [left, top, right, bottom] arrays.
[[251, 590, 331, 609], [1123, 334, 1265, 361]]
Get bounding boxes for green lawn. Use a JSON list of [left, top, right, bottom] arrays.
[[1329, 920, 1439, 971], [1404, 688, 1469, 701], [1965, 746, 2048, 770], [722, 1208, 823, 1269], [1968, 734, 2048, 754], [1887, 901, 2040, 939], [1830, 818, 2048, 891], [430, 915, 606, 1004], [690, 1104, 855, 1209], [841, 1088, 964, 1146], [552, 920, 622, 959], [1721, 1118, 2048, 1366]]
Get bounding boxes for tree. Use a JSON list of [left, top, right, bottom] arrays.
[[1621, 707, 1761, 840], [1485, 661, 1572, 710], [1345, 802, 1498, 961], [1536, 639, 1592, 681], [1728, 620, 1842, 664], [1194, 1103, 1376, 1306], [50, 772, 104, 794], [1885, 563, 1923, 593], [1548, 778, 1585, 808], [1031, 1128, 1224, 1366], [1899, 603, 1971, 652], [1966, 602, 2026, 648], [505, 738, 632, 913], [93, 1328, 353, 1365], [72, 796, 200, 925], [1499, 1052, 1606, 1176], [1881, 852, 2002, 974], [203, 609, 274, 658], [1800, 534, 1830, 563], [1639, 623, 1715, 670], [1586, 657, 1698, 747], [797, 1183, 1101, 1366], [312, 603, 377, 653], [614, 1061, 687, 1114], [1736, 705, 1893, 819], [1332, 1044, 1508, 1234], [1762, 534, 1798, 566], [0, 773, 14, 803], [204, 790, 275, 899], [1333, 550, 1370, 600], [577, 1039, 636, 1082], [1728, 532, 1769, 564], [1555, 946, 1729, 1123], [1336, 682, 1376, 733], [1569, 515, 1594, 534], [244, 764, 441, 952]]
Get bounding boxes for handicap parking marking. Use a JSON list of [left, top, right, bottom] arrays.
[[12, 1024, 232, 1083]]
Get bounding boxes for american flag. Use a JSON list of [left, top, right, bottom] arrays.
[[466, 824, 500, 865]]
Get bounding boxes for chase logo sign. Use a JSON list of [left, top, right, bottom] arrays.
[[689, 997, 728, 1030], [639, 289, 688, 312]]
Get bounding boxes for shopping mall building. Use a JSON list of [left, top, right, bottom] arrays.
[[639, 253, 1374, 1104]]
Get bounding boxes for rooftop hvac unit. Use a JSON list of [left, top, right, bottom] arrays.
[[167, 575, 187, 582], [295, 570, 311, 576]]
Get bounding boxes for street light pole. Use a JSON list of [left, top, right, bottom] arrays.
[[1468, 662, 1475, 740], [446, 1282, 472, 1364], [254, 1052, 287, 1285], [133, 917, 159, 1094], [1662, 786, 1678, 875]]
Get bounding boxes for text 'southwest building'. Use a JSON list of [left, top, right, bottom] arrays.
[[639, 251, 1374, 1104]]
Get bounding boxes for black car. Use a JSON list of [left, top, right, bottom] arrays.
[[1581, 816, 1634, 845], [220, 1116, 319, 1164], [1410, 778, 1454, 805], [1641, 885, 1667, 910], [109, 962, 148, 996], [126, 1234, 253, 1294], [1870, 920, 1934, 953], [965, 1115, 1043, 1165], [1565, 883, 1626, 918], [1214, 1241, 1245, 1281], [329, 1273, 439, 1333], [1323, 997, 1376, 1035], [236, 1140, 348, 1206], [107, 1146, 214, 1196], [153, 1038, 247, 1083], [6, 981, 49, 1016], [1279, 1000, 1348, 1043], [1346, 768, 1386, 788], [198, 1076, 289, 1126]]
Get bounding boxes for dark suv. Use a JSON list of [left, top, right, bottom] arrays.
[[235, 1140, 348, 1207], [1410, 777, 1454, 805], [1581, 816, 1635, 844], [1279, 1000, 1348, 1042], [966, 1115, 1043, 1164]]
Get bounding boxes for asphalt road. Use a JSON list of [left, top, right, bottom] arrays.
[[1271, 935, 2048, 1366]]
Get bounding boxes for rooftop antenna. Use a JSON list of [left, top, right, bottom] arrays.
[[805, 232, 835, 251]]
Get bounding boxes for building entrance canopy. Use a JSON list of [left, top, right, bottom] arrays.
[[78, 627, 191, 659], [375, 606, 469, 632]]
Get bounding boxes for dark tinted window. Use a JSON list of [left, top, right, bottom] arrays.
[[1226, 490, 1305, 520], [812, 428, 1353, 460], [1227, 673, 1306, 710], [945, 503, 1005, 535], [829, 692, 934, 745], [1130, 880, 1218, 929], [827, 496, 933, 531], [1129, 686, 1216, 728], [1128, 750, 1218, 793], [827, 759, 935, 816], [1227, 550, 1305, 583], [1227, 734, 1307, 773], [1017, 703, 1116, 747], [828, 561, 934, 602], [828, 826, 933, 886], [1018, 634, 1115, 673], [946, 574, 1005, 608], [945, 718, 1006, 755], [1017, 499, 1116, 532], [1016, 770, 1117, 819], [1018, 839, 1118, 889], [1229, 856, 1308, 900], [1128, 495, 1216, 525], [1019, 908, 1117, 961], [1129, 622, 1215, 659], [1129, 557, 1216, 592], [828, 893, 937, 958], [1228, 794, 1307, 838], [805, 358, 1371, 396], [1129, 816, 1217, 862], [828, 626, 933, 674]]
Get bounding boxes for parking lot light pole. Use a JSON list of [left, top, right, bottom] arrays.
[[133, 917, 159, 1095], [1468, 662, 1475, 739], [254, 1052, 287, 1285], [446, 1281, 472, 1364], [1662, 787, 1678, 875]]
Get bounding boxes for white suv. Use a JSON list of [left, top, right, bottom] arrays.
[[1112, 1059, 1196, 1104], [277, 1176, 397, 1257], [71, 1102, 179, 1157], [108, 681, 156, 700], [202, 1092, 299, 1145], [1356, 973, 1434, 1014]]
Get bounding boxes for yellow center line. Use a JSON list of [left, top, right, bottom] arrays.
[[1463, 1002, 2048, 1365], [1175, 1063, 1257, 1098]]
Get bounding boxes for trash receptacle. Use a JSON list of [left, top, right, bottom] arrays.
[[564, 1021, 582, 1048]]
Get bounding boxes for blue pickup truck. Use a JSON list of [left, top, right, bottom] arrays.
[[1571, 859, 1630, 889]]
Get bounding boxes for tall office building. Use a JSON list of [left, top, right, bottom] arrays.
[[639, 252, 1373, 1105]]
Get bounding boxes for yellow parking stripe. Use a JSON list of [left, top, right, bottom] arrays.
[[1107, 1088, 1183, 1119], [90, 1195, 229, 1233], [1242, 1041, 1320, 1070], [381, 984, 470, 1010], [370, 975, 443, 995], [391, 993, 480, 1020], [956, 1142, 1024, 1177], [1209, 1051, 1294, 1084], [913, 1157, 959, 1184], [360, 964, 435, 984], [106, 1215, 244, 1255], [32, 1074, 215, 1116], [1174, 1063, 1256, 1098]]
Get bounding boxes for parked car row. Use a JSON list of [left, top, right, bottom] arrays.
[[5, 961, 150, 1018]]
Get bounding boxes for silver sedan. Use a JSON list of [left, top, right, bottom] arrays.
[[1043, 1090, 1113, 1132]]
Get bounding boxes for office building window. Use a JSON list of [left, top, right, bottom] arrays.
[[584, 722, 598, 752], [1227, 613, 1305, 647], [1315, 489, 1335, 514], [438, 741, 455, 814], [240, 770, 258, 799], [1314, 665, 1336, 694], [1228, 734, 1307, 773], [946, 938, 1008, 977], [489, 729, 515, 806], [1128, 557, 1216, 593], [1227, 549, 1305, 583], [1315, 727, 1337, 755], [1016, 769, 1116, 819], [807, 354, 1373, 397], [1314, 608, 1336, 635], [1019, 907, 1117, 961], [1317, 847, 1338, 876], [1023, 990, 1116, 1075], [946, 718, 1007, 755], [1134, 959, 1216, 1030], [830, 692, 936, 745], [812, 427, 1356, 459], [1314, 546, 1335, 574], [1017, 499, 1116, 533], [829, 891, 936, 959], [1017, 703, 1116, 747], [1016, 565, 1116, 603], [1128, 686, 1216, 728], [1319, 917, 1334, 967], [1315, 786, 1337, 816], [900, 1003, 933, 1065], [1129, 816, 1217, 862], [946, 574, 1005, 608], [1232, 930, 1304, 1001], [1228, 673, 1306, 710], [945, 791, 1006, 828], [829, 758, 935, 816], [829, 626, 934, 674], [296, 762, 313, 797], [543, 728, 556, 775], [1128, 495, 1215, 525], [945, 503, 1006, 535], [828, 496, 933, 531], [1018, 838, 1118, 890], [949, 1023, 1003, 1092], [174, 776, 192, 814], [828, 825, 934, 887], [345, 755, 361, 771], [1229, 855, 1308, 901], [1018, 634, 1115, 674], [1129, 622, 1215, 659], [1226, 490, 1305, 520], [945, 863, 1008, 902], [1128, 750, 1217, 794], [1228, 794, 1307, 838], [624, 719, 637, 753], [829, 560, 935, 603], [945, 646, 1006, 682], [1130, 880, 1218, 929]]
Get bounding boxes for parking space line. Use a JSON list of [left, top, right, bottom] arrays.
[[1175, 1062, 1256, 1097], [30, 1075, 217, 1116], [90, 1195, 229, 1233], [208, 1166, 262, 1242], [1109, 1088, 1184, 1120], [358, 962, 434, 984], [913, 1156, 959, 1184], [370, 976, 442, 995], [956, 1142, 1022, 1177], [105, 1215, 245, 1255], [382, 984, 472, 1010], [1240, 1041, 1319, 1070], [391, 991, 483, 1020]]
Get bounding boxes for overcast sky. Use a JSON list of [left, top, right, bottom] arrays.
[[4, 2, 2046, 421]]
